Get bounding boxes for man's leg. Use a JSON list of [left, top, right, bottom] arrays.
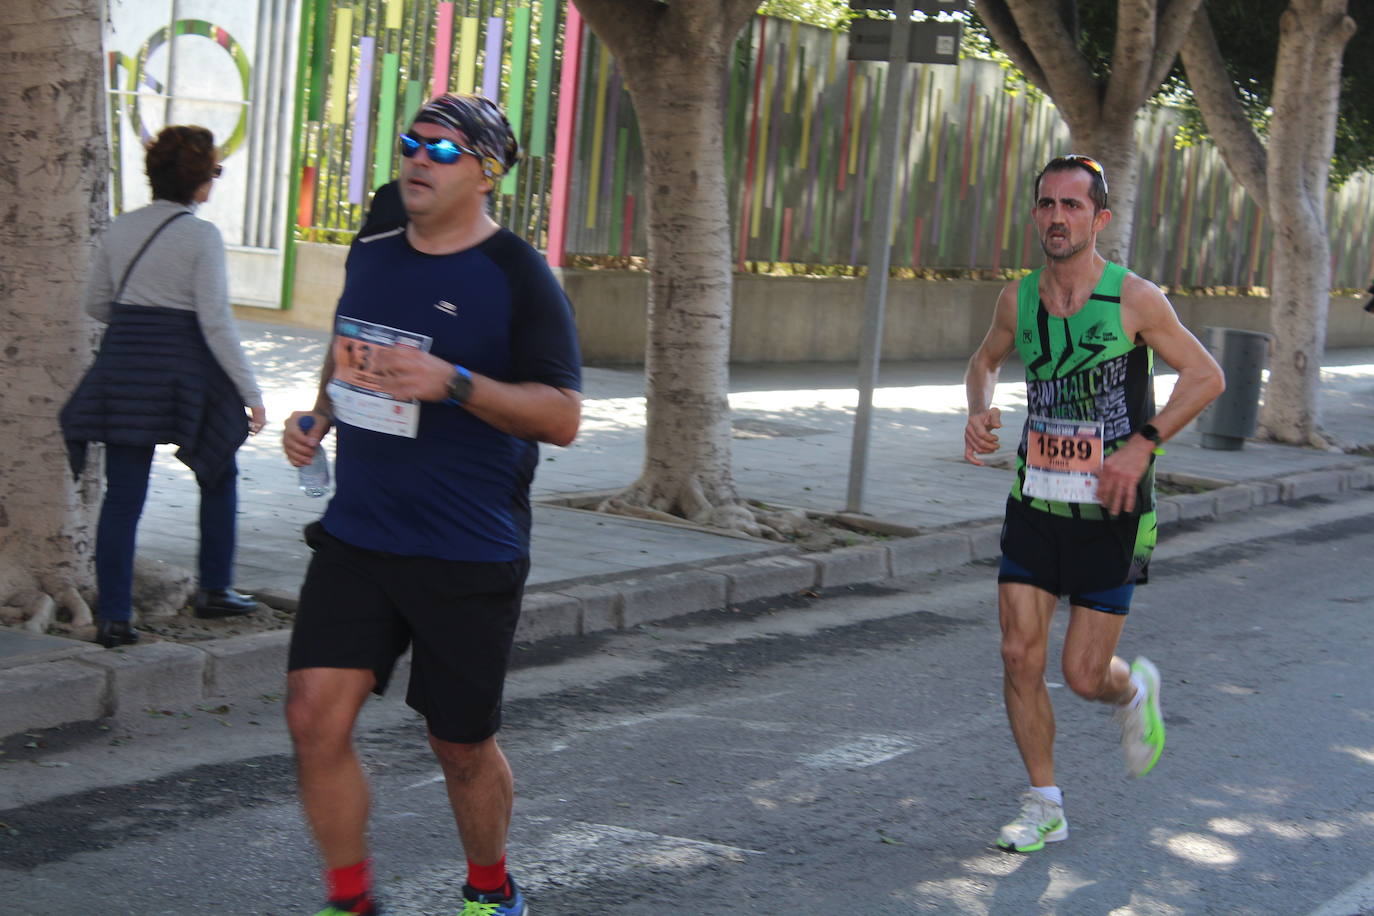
[[286, 667, 377, 868], [1060, 604, 1132, 705], [429, 733, 513, 866], [996, 582, 1071, 852], [999, 582, 1061, 787]]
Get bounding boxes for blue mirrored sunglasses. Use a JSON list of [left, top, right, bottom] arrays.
[[399, 132, 479, 165]]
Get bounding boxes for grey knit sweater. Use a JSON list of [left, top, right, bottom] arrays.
[[82, 199, 263, 407]]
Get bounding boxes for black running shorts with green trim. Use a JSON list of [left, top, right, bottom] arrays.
[[997, 496, 1156, 614], [288, 521, 529, 743]]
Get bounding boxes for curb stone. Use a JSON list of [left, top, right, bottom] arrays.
[[515, 592, 583, 642], [706, 555, 818, 606], [618, 569, 729, 628], [549, 583, 622, 635], [76, 642, 207, 716], [813, 545, 889, 588], [888, 531, 973, 577], [1278, 469, 1347, 501], [201, 630, 291, 698], [0, 660, 107, 736], [4, 472, 1374, 739]]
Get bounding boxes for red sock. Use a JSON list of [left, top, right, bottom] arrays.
[[325, 858, 372, 910], [467, 855, 509, 895]]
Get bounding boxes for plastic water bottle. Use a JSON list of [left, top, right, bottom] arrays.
[[297, 415, 330, 498]]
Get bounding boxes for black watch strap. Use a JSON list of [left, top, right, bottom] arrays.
[[1138, 422, 1161, 444], [445, 365, 473, 405]]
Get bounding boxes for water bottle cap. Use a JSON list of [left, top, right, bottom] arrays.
[[299, 415, 315, 432]]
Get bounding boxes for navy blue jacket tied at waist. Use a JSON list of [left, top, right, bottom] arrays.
[[61, 303, 248, 485]]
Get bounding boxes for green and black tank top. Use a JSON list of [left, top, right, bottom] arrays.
[[1010, 261, 1156, 519]]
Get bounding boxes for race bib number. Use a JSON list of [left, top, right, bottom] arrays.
[[1023, 415, 1103, 503], [327, 316, 432, 438]]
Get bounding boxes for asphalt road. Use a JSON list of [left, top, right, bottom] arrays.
[[2, 494, 1373, 915]]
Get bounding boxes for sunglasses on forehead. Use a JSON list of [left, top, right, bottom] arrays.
[[399, 132, 480, 164], [1050, 154, 1108, 193]]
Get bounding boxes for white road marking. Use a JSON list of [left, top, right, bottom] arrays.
[[800, 734, 919, 769], [385, 818, 762, 909]]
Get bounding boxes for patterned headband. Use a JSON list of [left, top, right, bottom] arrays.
[[412, 93, 520, 177]]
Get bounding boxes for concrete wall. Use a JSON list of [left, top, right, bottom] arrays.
[[240, 245, 1374, 362]]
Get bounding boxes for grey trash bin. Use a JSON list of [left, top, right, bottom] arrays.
[[1194, 326, 1271, 451]]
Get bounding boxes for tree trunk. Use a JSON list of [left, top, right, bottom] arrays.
[[979, 0, 1205, 265], [1258, 0, 1354, 446], [573, 0, 764, 534], [1061, 117, 1142, 265], [0, 0, 107, 619]]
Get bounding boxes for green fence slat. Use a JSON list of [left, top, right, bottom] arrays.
[[372, 51, 400, 191], [502, 4, 532, 194], [528, 0, 558, 157]]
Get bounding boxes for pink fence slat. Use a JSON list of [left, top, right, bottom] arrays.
[[546, 5, 584, 266], [432, 2, 454, 97], [481, 17, 504, 101], [350, 37, 376, 205]]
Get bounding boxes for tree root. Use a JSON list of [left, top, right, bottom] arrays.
[[4, 585, 96, 635], [598, 485, 783, 541]]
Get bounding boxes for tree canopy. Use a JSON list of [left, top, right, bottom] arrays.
[[970, 0, 1373, 185]]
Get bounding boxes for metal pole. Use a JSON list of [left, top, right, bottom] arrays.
[[845, 0, 912, 513]]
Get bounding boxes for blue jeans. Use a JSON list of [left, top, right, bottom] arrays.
[[95, 444, 238, 621]]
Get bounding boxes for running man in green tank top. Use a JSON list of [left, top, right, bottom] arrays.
[[962, 156, 1224, 853]]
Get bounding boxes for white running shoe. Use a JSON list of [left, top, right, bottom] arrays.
[[1115, 655, 1166, 778], [996, 791, 1068, 852]]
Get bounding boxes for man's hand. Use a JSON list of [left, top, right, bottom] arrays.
[[283, 410, 331, 468], [964, 407, 1003, 466], [368, 346, 454, 402], [1096, 435, 1154, 515]]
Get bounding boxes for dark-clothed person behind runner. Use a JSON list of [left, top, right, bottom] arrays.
[[963, 154, 1224, 854], [281, 93, 580, 916], [61, 125, 266, 650]]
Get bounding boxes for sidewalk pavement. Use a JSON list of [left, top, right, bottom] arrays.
[[4, 320, 1374, 737]]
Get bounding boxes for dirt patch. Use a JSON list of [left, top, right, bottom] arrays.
[[8, 599, 298, 649]]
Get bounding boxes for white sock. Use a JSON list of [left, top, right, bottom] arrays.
[[1030, 785, 1063, 807], [1127, 672, 1148, 711]]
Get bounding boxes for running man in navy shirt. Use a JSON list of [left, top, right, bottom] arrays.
[[282, 94, 581, 916]]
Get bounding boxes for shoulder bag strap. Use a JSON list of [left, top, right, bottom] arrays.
[[112, 209, 191, 303]]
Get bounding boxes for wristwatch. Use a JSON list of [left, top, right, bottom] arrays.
[[445, 364, 473, 405], [1138, 422, 1162, 444]]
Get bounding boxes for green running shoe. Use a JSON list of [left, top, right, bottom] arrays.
[[996, 791, 1068, 852], [458, 875, 527, 915], [1116, 655, 1165, 778]]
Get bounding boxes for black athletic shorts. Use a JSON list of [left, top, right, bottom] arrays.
[[288, 521, 529, 743], [997, 496, 1155, 614]]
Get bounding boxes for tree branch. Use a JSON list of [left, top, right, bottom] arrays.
[[1275, 1, 1355, 205], [1105, 0, 1156, 113], [572, 0, 662, 56], [1180, 4, 1269, 210], [976, 0, 1050, 93], [1146, 0, 1206, 91], [1004, 0, 1101, 125]]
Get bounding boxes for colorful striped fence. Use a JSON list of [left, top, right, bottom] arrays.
[[291, 4, 1374, 292]]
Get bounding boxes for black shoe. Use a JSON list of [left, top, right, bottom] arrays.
[[95, 619, 139, 648], [193, 588, 259, 619]]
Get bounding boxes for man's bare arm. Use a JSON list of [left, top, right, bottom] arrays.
[[366, 345, 582, 446], [1124, 276, 1225, 443], [1097, 277, 1225, 514], [964, 284, 1019, 465], [282, 343, 337, 467]]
